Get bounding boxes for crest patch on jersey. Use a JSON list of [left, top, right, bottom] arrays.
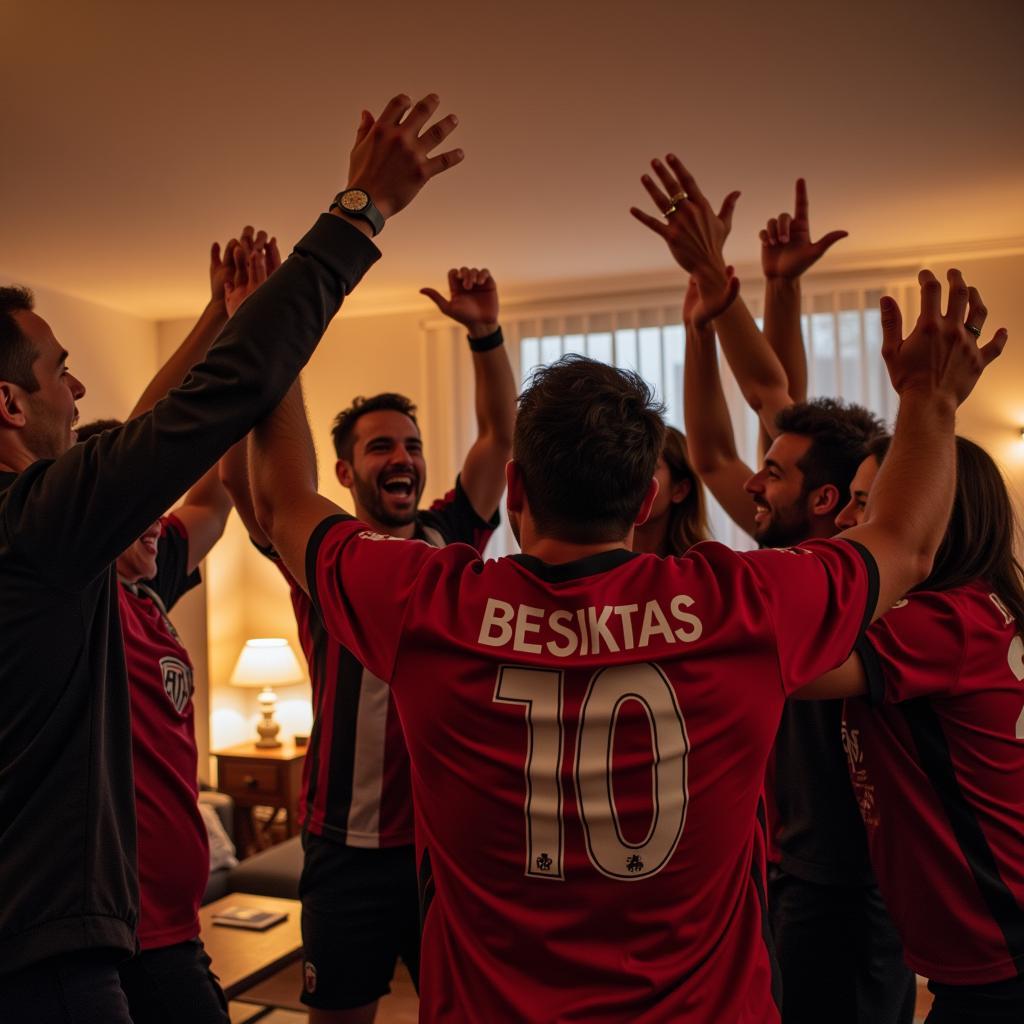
[[160, 656, 193, 714], [304, 960, 317, 993]]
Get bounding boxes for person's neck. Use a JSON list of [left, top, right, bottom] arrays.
[[521, 535, 633, 565], [0, 443, 40, 474], [631, 516, 667, 556], [356, 506, 417, 540]]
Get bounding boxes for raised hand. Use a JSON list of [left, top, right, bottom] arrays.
[[346, 93, 463, 221], [760, 179, 848, 280], [209, 236, 240, 306], [420, 268, 499, 338], [630, 154, 740, 287], [224, 230, 280, 317], [683, 272, 740, 331], [881, 269, 1007, 406]]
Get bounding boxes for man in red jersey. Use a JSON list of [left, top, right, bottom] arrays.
[[223, 265, 515, 1022], [247, 187, 1003, 1024]]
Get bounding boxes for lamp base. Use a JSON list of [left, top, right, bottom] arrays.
[[255, 687, 283, 749]]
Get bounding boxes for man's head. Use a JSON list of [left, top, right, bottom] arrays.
[[744, 398, 884, 547], [509, 355, 665, 545], [0, 287, 85, 463], [331, 393, 425, 530]]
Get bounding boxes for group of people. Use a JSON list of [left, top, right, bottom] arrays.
[[1, 90, 1021, 1024]]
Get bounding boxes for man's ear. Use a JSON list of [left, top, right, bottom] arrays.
[[634, 477, 660, 526], [505, 460, 523, 513], [335, 459, 354, 488], [808, 483, 841, 518], [0, 383, 27, 429]]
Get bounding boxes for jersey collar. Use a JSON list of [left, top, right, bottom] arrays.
[[509, 547, 640, 583]]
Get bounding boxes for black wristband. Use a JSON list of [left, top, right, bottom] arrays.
[[468, 326, 504, 353]]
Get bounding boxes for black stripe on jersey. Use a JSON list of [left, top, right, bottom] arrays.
[[854, 636, 886, 707], [299, 607, 330, 831], [901, 698, 1024, 976], [418, 846, 435, 935], [510, 547, 640, 583], [318, 645, 366, 837], [844, 540, 881, 640], [305, 512, 356, 621], [751, 856, 783, 1010]]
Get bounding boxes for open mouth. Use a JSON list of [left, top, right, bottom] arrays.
[[380, 473, 416, 500]]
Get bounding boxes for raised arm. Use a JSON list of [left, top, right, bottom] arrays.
[[761, 179, 848, 406], [421, 267, 516, 518], [838, 269, 1006, 619], [14, 92, 464, 588], [681, 279, 758, 536], [630, 154, 792, 436], [250, 380, 342, 593]]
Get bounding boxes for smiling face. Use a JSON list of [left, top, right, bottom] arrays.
[[743, 432, 816, 548], [116, 520, 162, 583], [11, 311, 85, 459], [336, 409, 427, 531]]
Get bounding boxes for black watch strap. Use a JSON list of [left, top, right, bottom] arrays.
[[330, 189, 385, 237]]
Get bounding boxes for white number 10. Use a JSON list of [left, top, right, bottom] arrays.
[[494, 663, 690, 882]]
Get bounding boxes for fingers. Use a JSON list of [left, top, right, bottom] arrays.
[[651, 158, 681, 201], [419, 287, 450, 314], [422, 147, 465, 180], [377, 93, 412, 125], [918, 269, 942, 322], [419, 112, 459, 153], [759, 228, 770, 246], [665, 154, 706, 206], [778, 213, 792, 243], [641, 174, 673, 214], [249, 245, 268, 288], [354, 109, 374, 146], [813, 229, 848, 256], [944, 268, 969, 322], [879, 295, 903, 363], [965, 286, 988, 335], [402, 93, 440, 134], [210, 241, 221, 269], [718, 191, 741, 233], [795, 178, 809, 223], [978, 327, 1008, 368], [629, 206, 670, 237], [266, 237, 281, 274], [766, 218, 779, 245]]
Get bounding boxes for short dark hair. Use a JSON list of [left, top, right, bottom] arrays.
[[75, 418, 123, 443], [331, 393, 419, 461], [774, 398, 886, 508], [515, 355, 665, 543], [0, 286, 40, 392]]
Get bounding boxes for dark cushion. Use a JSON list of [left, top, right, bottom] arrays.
[[227, 835, 302, 900]]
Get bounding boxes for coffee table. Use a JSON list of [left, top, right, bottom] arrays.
[[200, 894, 302, 1000]]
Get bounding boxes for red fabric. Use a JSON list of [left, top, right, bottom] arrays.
[[119, 518, 207, 950], [844, 582, 1024, 984], [310, 525, 872, 1022]]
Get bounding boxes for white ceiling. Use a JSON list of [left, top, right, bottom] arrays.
[[3, 0, 1023, 320]]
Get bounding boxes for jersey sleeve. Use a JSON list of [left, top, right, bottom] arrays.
[[856, 591, 967, 706], [1, 215, 379, 591], [146, 514, 201, 611], [419, 475, 499, 553], [306, 514, 470, 683], [734, 538, 879, 695]]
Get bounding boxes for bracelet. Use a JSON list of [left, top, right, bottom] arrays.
[[468, 326, 504, 353]]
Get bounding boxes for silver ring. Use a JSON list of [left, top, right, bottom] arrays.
[[965, 324, 982, 337]]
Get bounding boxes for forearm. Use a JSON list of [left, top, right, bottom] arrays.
[[219, 439, 270, 547], [128, 299, 228, 419], [471, 337, 516, 449], [840, 391, 956, 615], [764, 277, 808, 402]]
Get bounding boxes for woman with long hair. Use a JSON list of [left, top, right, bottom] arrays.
[[822, 435, 1024, 1023], [632, 425, 711, 556]]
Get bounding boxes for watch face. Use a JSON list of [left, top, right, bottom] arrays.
[[340, 190, 369, 213]]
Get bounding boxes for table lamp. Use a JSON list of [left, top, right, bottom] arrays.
[[229, 638, 306, 748]]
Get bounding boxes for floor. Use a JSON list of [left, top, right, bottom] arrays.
[[230, 961, 934, 1022]]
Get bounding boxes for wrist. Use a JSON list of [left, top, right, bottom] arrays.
[[466, 320, 500, 341], [467, 325, 504, 353], [897, 387, 957, 421], [693, 260, 729, 293], [766, 275, 801, 292], [329, 208, 375, 239]]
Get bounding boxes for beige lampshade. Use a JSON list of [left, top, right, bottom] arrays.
[[229, 638, 306, 689]]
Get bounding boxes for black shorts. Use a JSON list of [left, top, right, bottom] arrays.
[[118, 938, 229, 1024], [298, 831, 420, 1010]]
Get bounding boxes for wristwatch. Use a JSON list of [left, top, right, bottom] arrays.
[[330, 188, 385, 236]]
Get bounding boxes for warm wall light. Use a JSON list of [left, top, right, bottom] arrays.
[[229, 638, 306, 748]]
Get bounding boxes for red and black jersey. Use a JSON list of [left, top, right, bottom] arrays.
[[262, 479, 497, 848], [844, 581, 1024, 985], [307, 520, 877, 1023], [119, 515, 207, 950]]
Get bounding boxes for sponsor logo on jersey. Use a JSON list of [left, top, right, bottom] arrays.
[[160, 656, 193, 714], [304, 960, 317, 993]]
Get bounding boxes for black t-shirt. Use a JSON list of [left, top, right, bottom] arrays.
[[0, 213, 379, 973]]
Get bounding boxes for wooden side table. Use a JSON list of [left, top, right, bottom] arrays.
[[214, 741, 306, 857]]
